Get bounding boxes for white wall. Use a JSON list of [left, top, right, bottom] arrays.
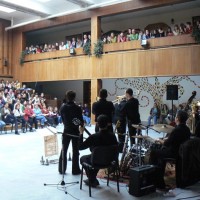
[[102, 76, 200, 122]]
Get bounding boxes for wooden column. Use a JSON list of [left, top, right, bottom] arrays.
[[91, 79, 102, 124], [91, 16, 101, 53]]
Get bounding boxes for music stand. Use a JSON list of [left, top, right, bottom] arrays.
[[44, 127, 79, 194]]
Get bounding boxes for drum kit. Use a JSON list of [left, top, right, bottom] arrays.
[[119, 123, 175, 175]]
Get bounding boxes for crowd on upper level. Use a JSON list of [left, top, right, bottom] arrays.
[[23, 19, 199, 54]]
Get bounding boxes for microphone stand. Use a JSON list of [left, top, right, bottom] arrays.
[[44, 130, 79, 194]]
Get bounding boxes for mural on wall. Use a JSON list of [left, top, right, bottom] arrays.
[[104, 75, 200, 121]]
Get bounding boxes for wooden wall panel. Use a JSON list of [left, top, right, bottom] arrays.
[[17, 45, 200, 83]]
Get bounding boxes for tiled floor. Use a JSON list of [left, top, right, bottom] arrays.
[[0, 125, 199, 200]]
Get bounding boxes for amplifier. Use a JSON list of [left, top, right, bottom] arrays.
[[129, 165, 156, 197]]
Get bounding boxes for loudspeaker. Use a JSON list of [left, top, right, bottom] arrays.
[[166, 85, 178, 100], [129, 165, 156, 197]]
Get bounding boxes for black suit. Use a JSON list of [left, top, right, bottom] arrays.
[[92, 99, 115, 132], [58, 101, 84, 174], [121, 97, 141, 145], [150, 123, 191, 189], [79, 129, 118, 181]]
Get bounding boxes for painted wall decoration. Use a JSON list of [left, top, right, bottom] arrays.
[[103, 75, 200, 121]]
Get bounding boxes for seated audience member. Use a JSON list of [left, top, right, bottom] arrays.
[[76, 37, 83, 48], [173, 24, 180, 36], [0, 112, 6, 131], [43, 44, 48, 52], [148, 103, 160, 126], [53, 106, 62, 124], [166, 27, 173, 36], [47, 105, 58, 126], [79, 115, 118, 187], [149, 110, 191, 192], [117, 32, 126, 43], [88, 35, 91, 44], [65, 40, 72, 49], [24, 103, 37, 131], [110, 32, 117, 43], [24, 47, 30, 55], [138, 30, 146, 40], [130, 29, 139, 40], [152, 29, 160, 38], [1, 102, 19, 135], [82, 105, 91, 126], [51, 44, 56, 51], [160, 104, 169, 124], [13, 104, 26, 133], [33, 104, 47, 128], [41, 104, 54, 126], [102, 36, 107, 44]]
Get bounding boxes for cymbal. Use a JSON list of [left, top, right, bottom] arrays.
[[132, 135, 148, 139], [132, 124, 146, 130], [152, 124, 174, 134]]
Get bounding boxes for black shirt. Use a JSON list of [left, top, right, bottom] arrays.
[[164, 123, 191, 155], [60, 101, 83, 135], [121, 97, 141, 124], [92, 99, 115, 123], [79, 129, 118, 151]]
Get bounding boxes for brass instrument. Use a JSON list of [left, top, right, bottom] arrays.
[[112, 95, 126, 105]]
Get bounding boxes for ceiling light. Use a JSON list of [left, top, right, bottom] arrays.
[[37, 0, 51, 2], [0, 5, 15, 13]]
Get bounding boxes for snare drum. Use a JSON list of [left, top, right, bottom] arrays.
[[130, 144, 147, 157]]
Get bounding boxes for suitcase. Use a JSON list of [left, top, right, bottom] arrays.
[[129, 165, 156, 197]]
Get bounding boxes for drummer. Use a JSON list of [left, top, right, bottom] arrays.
[[149, 110, 191, 192]]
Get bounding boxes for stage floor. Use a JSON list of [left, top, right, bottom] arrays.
[[0, 124, 199, 200]]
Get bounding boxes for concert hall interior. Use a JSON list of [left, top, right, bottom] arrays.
[[0, 0, 200, 199]]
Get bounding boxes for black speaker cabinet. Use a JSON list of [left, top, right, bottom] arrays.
[[166, 85, 178, 100], [129, 165, 156, 197]]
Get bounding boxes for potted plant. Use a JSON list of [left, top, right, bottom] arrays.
[[83, 41, 91, 56], [94, 39, 104, 58], [20, 51, 26, 65]]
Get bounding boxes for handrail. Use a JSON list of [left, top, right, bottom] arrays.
[[24, 35, 196, 62]]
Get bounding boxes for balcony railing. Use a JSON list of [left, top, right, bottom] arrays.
[[24, 34, 196, 62]]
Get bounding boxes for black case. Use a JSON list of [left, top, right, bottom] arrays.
[[129, 165, 156, 197]]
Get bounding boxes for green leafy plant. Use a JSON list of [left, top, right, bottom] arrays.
[[192, 27, 200, 43], [94, 39, 104, 58], [83, 41, 91, 56], [20, 51, 26, 65]]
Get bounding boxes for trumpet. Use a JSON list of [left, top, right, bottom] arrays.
[[112, 95, 126, 105]]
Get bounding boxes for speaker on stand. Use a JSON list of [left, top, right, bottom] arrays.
[[166, 85, 178, 121]]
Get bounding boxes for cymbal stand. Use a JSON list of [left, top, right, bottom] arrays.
[[44, 133, 79, 194], [136, 128, 143, 166]]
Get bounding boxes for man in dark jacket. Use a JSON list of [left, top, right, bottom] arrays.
[[121, 88, 141, 146], [58, 90, 84, 175], [150, 110, 191, 191], [92, 89, 115, 132], [79, 114, 118, 187]]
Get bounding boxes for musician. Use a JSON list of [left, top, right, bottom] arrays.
[[79, 114, 118, 187], [121, 88, 141, 146], [149, 110, 191, 191], [58, 90, 84, 175], [92, 89, 115, 132]]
